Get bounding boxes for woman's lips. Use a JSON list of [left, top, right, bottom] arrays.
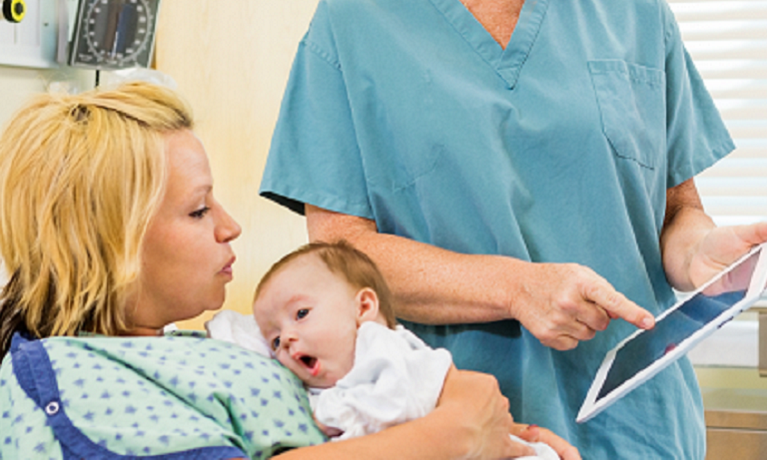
[[220, 256, 235, 276]]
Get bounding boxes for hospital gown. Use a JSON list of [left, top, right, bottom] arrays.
[[0, 331, 325, 459]]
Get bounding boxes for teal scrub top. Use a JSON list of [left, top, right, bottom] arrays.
[[260, 0, 734, 458]]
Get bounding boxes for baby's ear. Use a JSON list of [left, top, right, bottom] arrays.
[[355, 287, 380, 324]]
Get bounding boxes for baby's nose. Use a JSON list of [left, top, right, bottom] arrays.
[[281, 328, 298, 345]]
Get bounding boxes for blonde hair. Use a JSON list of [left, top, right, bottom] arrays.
[[0, 81, 193, 356], [254, 241, 398, 328]]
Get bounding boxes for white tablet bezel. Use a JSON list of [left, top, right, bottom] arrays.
[[577, 243, 767, 424]]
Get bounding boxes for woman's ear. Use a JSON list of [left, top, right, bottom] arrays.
[[355, 287, 380, 325]]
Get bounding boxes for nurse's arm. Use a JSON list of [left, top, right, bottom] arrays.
[[306, 204, 654, 351], [661, 178, 767, 291]]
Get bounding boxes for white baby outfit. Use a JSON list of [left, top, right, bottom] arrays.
[[307, 321, 453, 440], [206, 310, 558, 459]]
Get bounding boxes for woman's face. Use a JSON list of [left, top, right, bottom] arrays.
[[129, 130, 241, 335]]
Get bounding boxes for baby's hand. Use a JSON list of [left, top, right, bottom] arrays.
[[313, 416, 343, 438]]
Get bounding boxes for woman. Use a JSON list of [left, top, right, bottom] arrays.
[[0, 82, 575, 459]]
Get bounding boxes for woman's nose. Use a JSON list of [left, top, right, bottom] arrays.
[[215, 204, 242, 243]]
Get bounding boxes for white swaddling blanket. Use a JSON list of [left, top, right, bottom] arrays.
[[205, 309, 273, 357]]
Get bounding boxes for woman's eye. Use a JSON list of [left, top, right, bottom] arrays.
[[296, 309, 309, 320], [272, 336, 281, 350], [189, 206, 210, 219]]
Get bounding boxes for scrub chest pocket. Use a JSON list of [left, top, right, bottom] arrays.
[[588, 60, 666, 170]]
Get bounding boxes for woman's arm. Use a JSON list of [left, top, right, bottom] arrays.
[[661, 178, 767, 291], [306, 204, 653, 351], [274, 368, 537, 460]]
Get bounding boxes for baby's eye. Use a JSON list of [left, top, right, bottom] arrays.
[[271, 336, 280, 350], [296, 309, 309, 320]]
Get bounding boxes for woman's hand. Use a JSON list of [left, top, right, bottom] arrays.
[[506, 261, 654, 351], [514, 423, 581, 460], [436, 366, 536, 459]]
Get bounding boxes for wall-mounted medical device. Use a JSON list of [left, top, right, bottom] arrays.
[[2, 0, 26, 23], [69, 0, 160, 70], [0, 0, 59, 69]]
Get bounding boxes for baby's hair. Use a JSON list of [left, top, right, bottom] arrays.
[[255, 241, 397, 328]]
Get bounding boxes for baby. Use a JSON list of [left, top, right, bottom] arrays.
[[209, 241, 559, 459]]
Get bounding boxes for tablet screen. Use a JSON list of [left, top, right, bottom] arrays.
[[597, 289, 745, 399], [596, 247, 764, 402]]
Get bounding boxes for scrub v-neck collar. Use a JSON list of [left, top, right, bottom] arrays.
[[429, 0, 549, 89]]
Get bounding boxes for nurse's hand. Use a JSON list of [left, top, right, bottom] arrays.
[[509, 262, 655, 351], [685, 222, 767, 290]]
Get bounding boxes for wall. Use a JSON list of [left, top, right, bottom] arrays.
[[154, 0, 321, 330], [0, 65, 93, 129]]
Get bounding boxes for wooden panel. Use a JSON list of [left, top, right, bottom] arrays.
[[703, 388, 767, 459], [706, 429, 767, 459], [154, 0, 320, 329]]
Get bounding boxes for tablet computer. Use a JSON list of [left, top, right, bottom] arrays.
[[577, 243, 767, 424]]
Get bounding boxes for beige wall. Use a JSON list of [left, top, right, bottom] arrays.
[[154, 0, 321, 329], [0, 66, 93, 128]]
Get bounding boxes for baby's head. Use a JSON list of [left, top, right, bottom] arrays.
[[253, 241, 396, 388]]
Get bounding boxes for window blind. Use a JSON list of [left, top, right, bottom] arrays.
[[668, 0, 767, 226]]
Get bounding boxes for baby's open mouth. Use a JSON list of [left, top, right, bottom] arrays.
[[299, 355, 320, 376]]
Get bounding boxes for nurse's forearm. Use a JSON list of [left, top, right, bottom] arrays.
[[660, 178, 715, 291], [306, 204, 654, 350], [305, 204, 517, 324]]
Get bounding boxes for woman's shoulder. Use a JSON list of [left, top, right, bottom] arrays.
[[3, 333, 325, 458], [43, 333, 289, 380]]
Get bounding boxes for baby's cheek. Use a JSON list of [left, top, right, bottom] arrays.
[[280, 356, 302, 376], [275, 353, 290, 368]]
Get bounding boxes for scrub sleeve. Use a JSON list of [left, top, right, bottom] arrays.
[[0, 332, 325, 459], [260, 0, 734, 458]]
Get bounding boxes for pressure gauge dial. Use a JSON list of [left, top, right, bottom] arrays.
[[69, 0, 160, 70]]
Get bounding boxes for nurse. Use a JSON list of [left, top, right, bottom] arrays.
[[260, 0, 767, 458]]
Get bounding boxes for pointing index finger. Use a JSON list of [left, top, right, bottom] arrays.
[[584, 282, 655, 330]]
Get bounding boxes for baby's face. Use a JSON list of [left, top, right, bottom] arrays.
[[254, 254, 362, 389]]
